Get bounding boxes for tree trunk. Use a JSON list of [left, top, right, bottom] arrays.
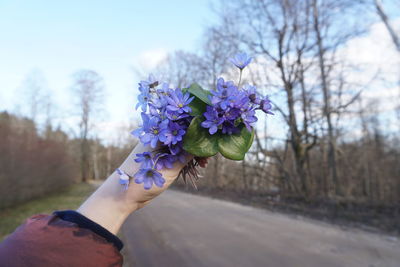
[[312, 0, 340, 196]]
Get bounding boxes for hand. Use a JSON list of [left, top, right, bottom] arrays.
[[77, 142, 192, 234], [118, 142, 192, 209]]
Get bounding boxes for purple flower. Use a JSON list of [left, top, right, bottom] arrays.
[[131, 112, 150, 138], [166, 88, 194, 114], [137, 114, 169, 148], [148, 104, 161, 118], [230, 91, 250, 110], [140, 74, 158, 89], [201, 106, 224, 135], [221, 121, 240, 135], [210, 78, 238, 110], [241, 109, 258, 131], [230, 52, 252, 70], [149, 94, 168, 111], [136, 85, 150, 111], [154, 153, 175, 170], [161, 121, 186, 145], [157, 82, 172, 96], [176, 150, 188, 164], [168, 143, 182, 155], [116, 168, 130, 190], [216, 77, 236, 91], [243, 84, 261, 104], [134, 168, 165, 189], [167, 145, 188, 163], [260, 96, 274, 115], [134, 152, 154, 168], [223, 107, 241, 121], [165, 110, 189, 121], [150, 83, 170, 110]]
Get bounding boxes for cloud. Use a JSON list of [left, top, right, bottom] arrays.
[[137, 48, 168, 71], [341, 20, 399, 83], [338, 19, 400, 117]]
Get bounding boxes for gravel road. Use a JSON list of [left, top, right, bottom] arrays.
[[121, 190, 400, 267]]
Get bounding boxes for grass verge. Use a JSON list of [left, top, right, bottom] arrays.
[[0, 183, 96, 240]]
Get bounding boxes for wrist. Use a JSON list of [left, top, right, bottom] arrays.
[[77, 145, 144, 234], [77, 172, 140, 234]]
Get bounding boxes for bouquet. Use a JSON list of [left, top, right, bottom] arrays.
[[126, 53, 273, 190]]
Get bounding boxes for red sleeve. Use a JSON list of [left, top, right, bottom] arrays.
[[0, 214, 123, 267]]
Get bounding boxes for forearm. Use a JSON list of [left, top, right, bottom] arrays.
[[77, 145, 143, 234], [76, 175, 138, 235]]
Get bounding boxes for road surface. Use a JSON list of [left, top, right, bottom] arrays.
[[121, 190, 400, 267]]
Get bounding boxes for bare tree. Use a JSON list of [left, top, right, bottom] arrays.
[[205, 0, 365, 198], [72, 70, 104, 182], [153, 50, 205, 88], [311, 0, 341, 195], [220, 0, 320, 197], [374, 0, 400, 52], [18, 70, 51, 124], [372, 0, 400, 132]]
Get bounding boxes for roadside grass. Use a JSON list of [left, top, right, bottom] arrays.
[[0, 182, 96, 240]]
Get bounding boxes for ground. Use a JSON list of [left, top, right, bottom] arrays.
[[121, 189, 400, 267], [2, 183, 399, 267]]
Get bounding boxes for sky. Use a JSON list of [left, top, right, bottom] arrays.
[[0, 0, 399, 143], [0, 0, 213, 142]]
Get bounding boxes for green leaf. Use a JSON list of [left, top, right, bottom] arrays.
[[246, 128, 255, 151], [187, 83, 212, 105], [188, 96, 207, 116], [183, 117, 219, 157], [217, 125, 254, 160]]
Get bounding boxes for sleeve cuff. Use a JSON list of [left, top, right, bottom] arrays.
[[54, 210, 124, 251]]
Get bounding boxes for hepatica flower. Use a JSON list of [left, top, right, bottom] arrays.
[[210, 78, 238, 110], [134, 168, 165, 189], [154, 153, 175, 170], [199, 54, 273, 135], [130, 53, 273, 190], [136, 115, 169, 148], [161, 121, 186, 145], [260, 96, 274, 115], [130, 74, 195, 190], [134, 152, 154, 168], [166, 110, 189, 121], [166, 88, 194, 114], [136, 84, 150, 111], [241, 108, 258, 131], [230, 52, 252, 70], [201, 106, 224, 134]]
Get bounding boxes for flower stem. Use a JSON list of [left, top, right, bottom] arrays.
[[238, 69, 243, 89], [152, 153, 165, 169]]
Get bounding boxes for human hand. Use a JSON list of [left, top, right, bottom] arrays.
[[77, 142, 192, 234], [118, 142, 192, 209]]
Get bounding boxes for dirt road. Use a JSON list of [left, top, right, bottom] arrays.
[[121, 190, 399, 267]]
